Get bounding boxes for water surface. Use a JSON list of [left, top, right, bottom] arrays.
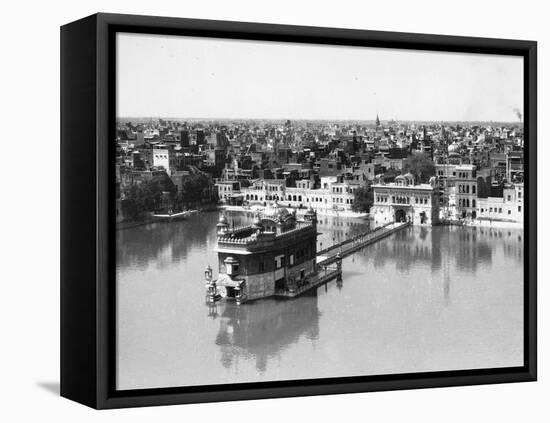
[[116, 212, 523, 390]]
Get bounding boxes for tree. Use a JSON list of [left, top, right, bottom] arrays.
[[180, 173, 210, 207], [123, 175, 176, 219], [352, 186, 374, 213], [403, 152, 435, 183]]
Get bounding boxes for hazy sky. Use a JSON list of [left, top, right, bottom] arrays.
[[117, 32, 523, 122]]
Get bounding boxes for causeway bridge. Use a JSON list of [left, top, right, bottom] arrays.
[[274, 221, 410, 299], [317, 221, 410, 266]]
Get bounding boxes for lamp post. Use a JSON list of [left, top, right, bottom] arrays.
[[204, 265, 217, 303]]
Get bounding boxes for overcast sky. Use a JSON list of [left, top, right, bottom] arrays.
[[117, 32, 523, 122]]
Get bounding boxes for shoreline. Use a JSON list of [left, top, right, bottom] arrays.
[[116, 208, 213, 231], [117, 208, 521, 231], [220, 204, 369, 219]]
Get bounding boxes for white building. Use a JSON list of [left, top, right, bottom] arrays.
[[435, 163, 479, 220], [455, 164, 478, 218], [152, 144, 176, 173], [239, 176, 363, 214], [371, 173, 440, 226], [476, 183, 523, 224], [216, 180, 242, 202]]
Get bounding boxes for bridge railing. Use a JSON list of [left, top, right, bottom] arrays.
[[317, 222, 395, 256]]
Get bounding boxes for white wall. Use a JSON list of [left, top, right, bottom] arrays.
[[1, 0, 547, 421]]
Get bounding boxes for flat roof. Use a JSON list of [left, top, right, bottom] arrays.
[[372, 183, 435, 190]]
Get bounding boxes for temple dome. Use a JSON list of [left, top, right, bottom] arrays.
[[262, 201, 291, 221], [403, 172, 415, 184], [218, 214, 229, 225]]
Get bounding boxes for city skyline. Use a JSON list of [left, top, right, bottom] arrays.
[[116, 117, 523, 125], [117, 33, 523, 122]]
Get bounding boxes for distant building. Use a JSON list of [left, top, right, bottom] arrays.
[[153, 144, 177, 173], [239, 176, 362, 214], [455, 164, 478, 218], [205, 147, 226, 170], [180, 130, 190, 147], [476, 183, 523, 224], [371, 173, 440, 226], [216, 180, 242, 203], [196, 129, 205, 145], [506, 151, 524, 182]]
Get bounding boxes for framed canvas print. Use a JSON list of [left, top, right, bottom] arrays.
[[60, 13, 537, 409]]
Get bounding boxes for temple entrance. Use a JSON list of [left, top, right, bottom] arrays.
[[420, 211, 426, 224], [395, 209, 407, 223]]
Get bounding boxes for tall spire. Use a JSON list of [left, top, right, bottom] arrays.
[[375, 113, 380, 128]]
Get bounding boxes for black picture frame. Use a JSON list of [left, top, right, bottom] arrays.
[[60, 12, 537, 409]]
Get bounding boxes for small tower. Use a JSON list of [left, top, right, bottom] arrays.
[[216, 214, 229, 235], [304, 206, 318, 225], [252, 213, 263, 233]]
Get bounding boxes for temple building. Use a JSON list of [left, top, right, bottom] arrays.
[[371, 173, 440, 226], [205, 202, 319, 304]]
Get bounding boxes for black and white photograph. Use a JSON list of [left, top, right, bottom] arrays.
[[114, 32, 526, 391], [3, 0, 548, 419]]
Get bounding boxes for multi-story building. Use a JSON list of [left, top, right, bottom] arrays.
[[506, 151, 524, 182], [476, 183, 523, 224], [179, 130, 190, 147], [239, 176, 362, 214], [435, 163, 457, 215], [196, 129, 205, 145], [205, 147, 226, 169], [455, 164, 478, 218], [216, 180, 242, 203], [152, 144, 177, 173], [209, 204, 318, 303], [371, 173, 440, 226]]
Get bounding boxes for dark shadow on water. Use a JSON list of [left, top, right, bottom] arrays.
[[36, 381, 60, 396], [213, 293, 321, 373]]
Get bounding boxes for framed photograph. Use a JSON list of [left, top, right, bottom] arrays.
[[61, 13, 537, 409]]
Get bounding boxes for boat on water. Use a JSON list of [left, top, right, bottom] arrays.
[[152, 210, 192, 222]]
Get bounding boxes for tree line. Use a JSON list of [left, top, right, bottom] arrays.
[[121, 173, 217, 220]]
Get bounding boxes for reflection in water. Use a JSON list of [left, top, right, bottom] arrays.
[[116, 212, 524, 390], [214, 294, 320, 373], [116, 219, 214, 270], [365, 225, 521, 277]]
